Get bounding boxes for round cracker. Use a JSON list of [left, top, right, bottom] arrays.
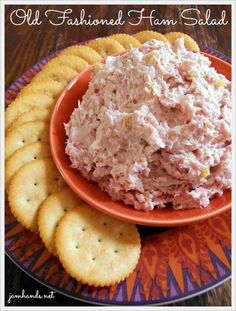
[[5, 93, 54, 131], [32, 65, 78, 86], [134, 30, 168, 44], [55, 204, 141, 286], [60, 45, 102, 64], [45, 54, 89, 73], [86, 38, 125, 58], [164, 32, 199, 52], [109, 34, 141, 50], [5, 142, 51, 192], [5, 121, 49, 159], [38, 187, 82, 256], [8, 158, 65, 232], [7, 108, 53, 133], [19, 80, 65, 99]]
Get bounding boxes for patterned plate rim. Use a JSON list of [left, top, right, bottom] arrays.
[[4, 250, 232, 306]]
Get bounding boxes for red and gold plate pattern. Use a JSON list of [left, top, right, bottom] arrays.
[[5, 46, 231, 305]]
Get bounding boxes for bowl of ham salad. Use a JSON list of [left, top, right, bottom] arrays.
[[50, 38, 231, 226]]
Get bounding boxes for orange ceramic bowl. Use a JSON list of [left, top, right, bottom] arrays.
[[50, 52, 231, 227]]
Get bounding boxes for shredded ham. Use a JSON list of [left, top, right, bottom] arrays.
[[65, 38, 231, 211]]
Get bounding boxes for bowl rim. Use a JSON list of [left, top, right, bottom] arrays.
[[50, 51, 231, 227]]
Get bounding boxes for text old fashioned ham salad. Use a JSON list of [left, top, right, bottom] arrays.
[[65, 38, 231, 211]]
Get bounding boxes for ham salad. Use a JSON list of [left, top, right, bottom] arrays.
[[65, 38, 231, 211]]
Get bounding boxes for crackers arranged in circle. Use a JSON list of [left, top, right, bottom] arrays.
[[164, 32, 199, 52], [8, 158, 65, 232], [134, 30, 168, 44], [5, 121, 49, 159], [4, 31, 204, 288], [55, 204, 141, 286], [109, 34, 141, 50], [5, 142, 51, 192], [7, 108, 53, 133], [38, 187, 82, 256], [19, 80, 65, 99], [60, 45, 102, 64], [32, 65, 78, 86], [5, 94, 54, 131], [86, 38, 125, 58], [45, 54, 89, 73]]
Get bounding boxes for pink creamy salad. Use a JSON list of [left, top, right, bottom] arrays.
[[65, 38, 231, 211]]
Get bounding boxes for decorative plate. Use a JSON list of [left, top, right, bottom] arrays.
[[5, 45, 231, 305]]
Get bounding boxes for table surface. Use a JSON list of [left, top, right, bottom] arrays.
[[5, 4, 231, 307]]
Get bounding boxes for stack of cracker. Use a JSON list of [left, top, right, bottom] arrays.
[[5, 31, 199, 286]]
